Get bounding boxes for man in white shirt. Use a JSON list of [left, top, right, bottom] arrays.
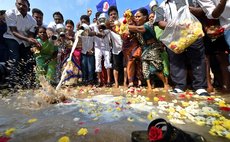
[[92, 13, 112, 87], [4, 0, 39, 88], [79, 15, 95, 86], [108, 6, 124, 88], [47, 11, 64, 31], [32, 8, 47, 28], [197, 0, 230, 71], [155, 0, 210, 96]]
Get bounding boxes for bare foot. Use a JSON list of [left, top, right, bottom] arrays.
[[115, 83, 119, 88], [123, 83, 127, 87], [207, 86, 214, 93], [164, 84, 170, 91], [147, 86, 152, 92]]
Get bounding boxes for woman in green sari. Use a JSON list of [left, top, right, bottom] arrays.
[[32, 26, 58, 84], [128, 8, 169, 91]]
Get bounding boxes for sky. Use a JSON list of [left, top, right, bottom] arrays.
[[0, 0, 163, 26]]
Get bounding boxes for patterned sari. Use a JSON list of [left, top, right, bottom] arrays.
[[122, 34, 143, 82], [59, 38, 82, 85], [137, 22, 163, 79]]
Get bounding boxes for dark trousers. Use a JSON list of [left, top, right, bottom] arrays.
[[5, 38, 35, 87], [81, 53, 95, 82], [0, 43, 8, 62], [167, 39, 207, 90]]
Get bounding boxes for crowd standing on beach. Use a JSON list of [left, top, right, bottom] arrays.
[[0, 0, 230, 96]]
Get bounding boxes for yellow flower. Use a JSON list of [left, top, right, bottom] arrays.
[[222, 120, 230, 130], [116, 107, 121, 111], [167, 115, 173, 120], [147, 112, 154, 121], [213, 125, 226, 132], [153, 97, 159, 102], [219, 101, 227, 107], [127, 117, 134, 122], [5, 128, 16, 137], [193, 27, 204, 37], [226, 133, 230, 139], [209, 131, 217, 136], [181, 30, 188, 36], [178, 37, 187, 44], [28, 118, 38, 124], [212, 120, 222, 126], [58, 136, 70, 142], [181, 101, 189, 107], [167, 107, 175, 113], [196, 121, 205, 126], [79, 109, 84, 113], [179, 110, 186, 116], [145, 97, 150, 101], [107, 107, 112, 112], [194, 22, 202, 29], [77, 128, 88, 136]]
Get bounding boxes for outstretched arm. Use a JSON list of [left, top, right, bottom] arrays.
[[189, 7, 206, 18], [157, 21, 168, 30], [212, 0, 228, 18], [9, 26, 38, 45], [128, 25, 146, 33], [198, 0, 228, 19]]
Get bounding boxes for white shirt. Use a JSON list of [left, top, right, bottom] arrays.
[[81, 36, 94, 54], [198, 0, 230, 30], [47, 21, 56, 30], [91, 24, 111, 51], [110, 31, 122, 55], [159, 0, 178, 22], [94, 30, 111, 51], [3, 8, 37, 47], [89, 23, 98, 32]]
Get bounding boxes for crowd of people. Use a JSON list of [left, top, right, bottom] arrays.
[[0, 0, 230, 96]]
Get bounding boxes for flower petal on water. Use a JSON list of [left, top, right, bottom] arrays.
[[77, 128, 88, 136], [28, 118, 38, 123], [58, 136, 70, 142], [5, 128, 16, 137], [127, 117, 134, 122], [94, 128, 100, 134]]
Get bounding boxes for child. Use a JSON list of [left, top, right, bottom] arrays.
[[32, 26, 58, 84]]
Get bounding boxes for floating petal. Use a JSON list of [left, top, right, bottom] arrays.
[[5, 128, 16, 137], [77, 128, 88, 136], [28, 118, 38, 123], [58, 136, 70, 142]]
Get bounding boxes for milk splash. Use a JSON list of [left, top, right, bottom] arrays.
[[56, 30, 84, 90]]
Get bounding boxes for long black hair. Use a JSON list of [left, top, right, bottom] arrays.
[[137, 7, 149, 22]]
